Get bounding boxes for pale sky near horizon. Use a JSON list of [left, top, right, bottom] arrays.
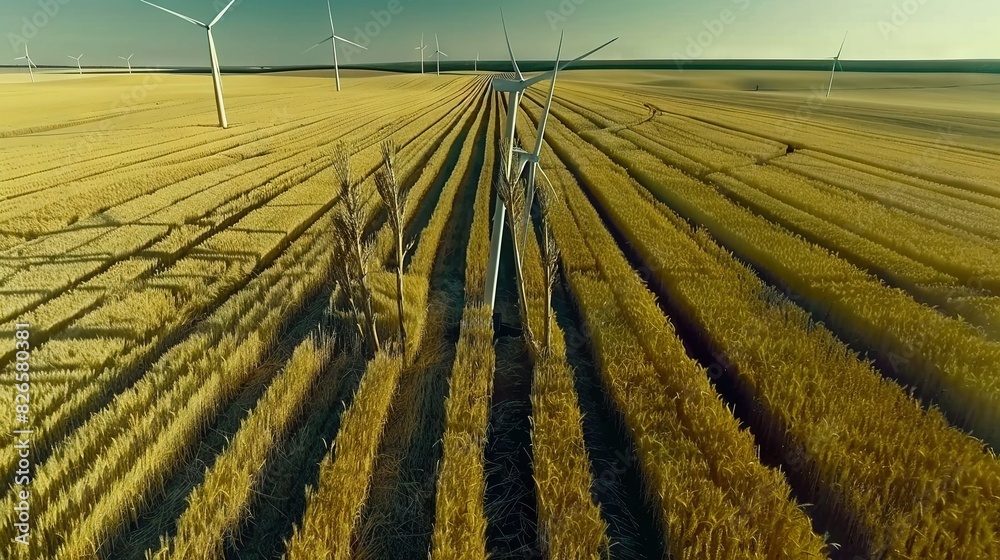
[[2, 0, 998, 67]]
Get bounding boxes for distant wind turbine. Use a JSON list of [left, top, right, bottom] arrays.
[[826, 32, 848, 98], [475, 52, 479, 73], [434, 34, 448, 76], [415, 34, 427, 74], [119, 54, 134, 74], [14, 45, 37, 83], [140, 0, 238, 128], [303, 0, 368, 92], [68, 54, 84, 75], [483, 7, 617, 309]]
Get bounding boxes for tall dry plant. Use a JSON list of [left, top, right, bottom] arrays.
[[374, 139, 412, 364], [497, 138, 539, 354], [538, 187, 560, 356], [331, 232, 365, 344], [331, 143, 380, 354]]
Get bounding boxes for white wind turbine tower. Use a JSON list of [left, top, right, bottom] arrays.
[[303, 0, 368, 92], [68, 54, 84, 75], [141, 0, 237, 129], [119, 54, 134, 74], [475, 52, 479, 73], [433, 34, 448, 76], [826, 32, 848, 98], [14, 45, 37, 83], [483, 9, 617, 309], [416, 34, 427, 74]]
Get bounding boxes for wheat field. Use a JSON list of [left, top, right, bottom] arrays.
[[1, 69, 999, 560]]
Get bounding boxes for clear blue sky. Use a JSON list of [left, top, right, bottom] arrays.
[[3, 0, 998, 67]]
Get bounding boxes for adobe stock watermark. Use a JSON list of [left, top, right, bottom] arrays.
[[673, 0, 752, 68], [545, 0, 589, 30], [70, 72, 166, 161], [338, 0, 416, 64], [7, 0, 73, 54], [878, 0, 931, 40]]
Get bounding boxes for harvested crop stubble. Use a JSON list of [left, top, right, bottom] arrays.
[[529, 91, 1000, 558]]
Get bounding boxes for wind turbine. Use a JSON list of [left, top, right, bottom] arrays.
[[415, 34, 427, 74], [119, 54, 134, 75], [433, 34, 448, 76], [140, 0, 237, 129], [475, 52, 479, 73], [514, 34, 563, 255], [14, 45, 37, 83], [826, 32, 848, 98], [68, 54, 84, 75], [483, 8, 617, 309], [303, 0, 368, 92]]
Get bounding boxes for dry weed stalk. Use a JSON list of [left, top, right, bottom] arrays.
[[332, 143, 380, 354], [538, 187, 560, 356], [374, 139, 412, 364]]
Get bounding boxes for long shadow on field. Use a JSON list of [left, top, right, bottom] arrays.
[[103, 272, 337, 559], [355, 86, 490, 559], [483, 213, 539, 559], [224, 350, 368, 560]]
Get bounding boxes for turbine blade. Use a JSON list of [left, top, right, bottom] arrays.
[[327, 0, 336, 34], [209, 0, 238, 28], [436, 34, 440, 51], [500, 7, 523, 80], [522, 36, 617, 88], [836, 32, 848, 59], [334, 35, 368, 50], [534, 32, 563, 157], [140, 0, 207, 27], [440, 51, 449, 57], [303, 36, 334, 54]]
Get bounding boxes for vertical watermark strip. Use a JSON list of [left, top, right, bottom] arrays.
[[11, 323, 32, 548]]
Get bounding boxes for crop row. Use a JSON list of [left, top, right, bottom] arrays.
[[530, 89, 1000, 558], [519, 95, 827, 558], [0, 183, 347, 557], [628, 89, 1000, 198], [0, 77, 477, 368], [149, 335, 338, 560], [773, 150, 1000, 240], [285, 80, 490, 559], [722, 163, 1000, 291], [540, 89, 1000, 448], [429, 90, 500, 560]]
